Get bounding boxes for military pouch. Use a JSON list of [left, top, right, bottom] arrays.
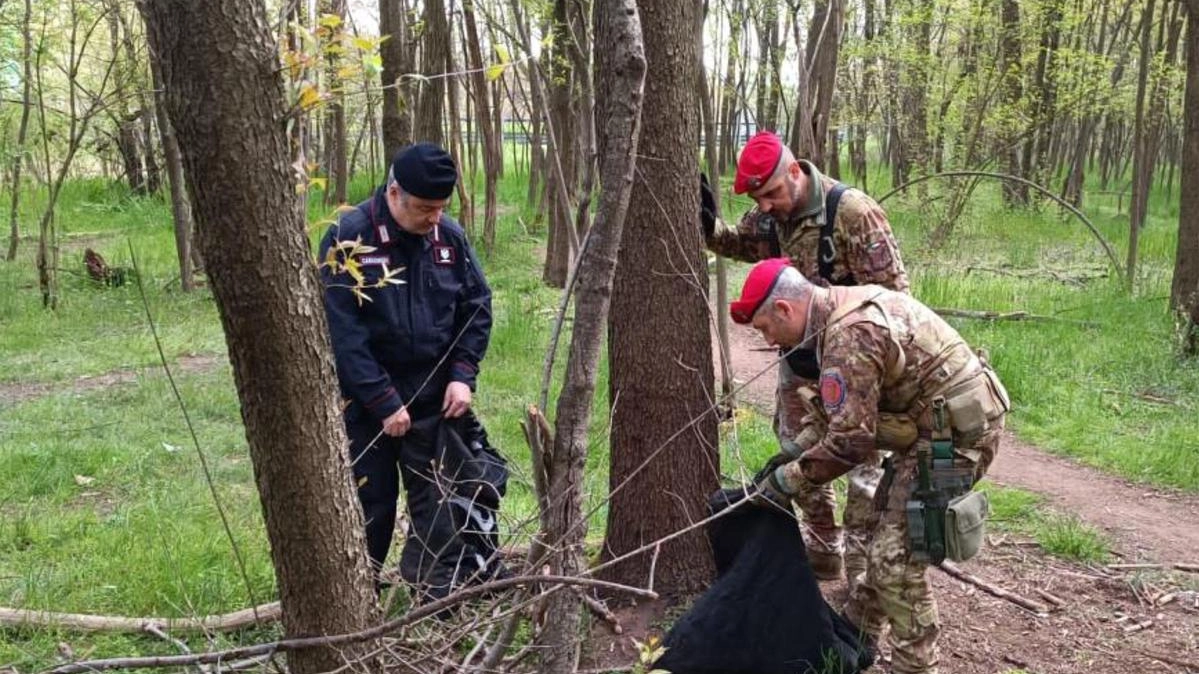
[[945, 490, 989, 562], [942, 371, 1008, 447]]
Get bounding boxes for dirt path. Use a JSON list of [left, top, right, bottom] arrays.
[[0, 354, 223, 409]]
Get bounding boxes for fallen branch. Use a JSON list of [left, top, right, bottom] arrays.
[[1123, 618, 1154, 634], [1033, 588, 1066, 609], [0, 602, 281, 634], [1100, 389, 1179, 406], [1106, 562, 1199, 572], [47, 574, 658, 674], [931, 307, 1098, 328], [938, 561, 1050, 615], [1134, 648, 1199, 671], [579, 591, 623, 635]]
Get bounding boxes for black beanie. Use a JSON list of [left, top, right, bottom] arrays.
[[391, 142, 457, 200]]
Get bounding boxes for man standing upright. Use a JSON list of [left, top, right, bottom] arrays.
[[701, 130, 908, 586], [320, 142, 507, 602]]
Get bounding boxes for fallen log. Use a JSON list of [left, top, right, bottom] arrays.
[[937, 561, 1050, 615], [931, 307, 1098, 328], [0, 602, 281, 634]]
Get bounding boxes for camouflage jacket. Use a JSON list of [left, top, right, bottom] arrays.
[[783, 286, 993, 485], [706, 161, 909, 293]]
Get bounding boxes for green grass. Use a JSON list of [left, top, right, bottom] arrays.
[[980, 483, 1111, 564], [1, 155, 1193, 668]]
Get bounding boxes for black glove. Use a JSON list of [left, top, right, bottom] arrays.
[[699, 172, 718, 238], [752, 452, 790, 484], [752, 468, 793, 509]]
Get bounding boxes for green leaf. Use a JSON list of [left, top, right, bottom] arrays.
[[485, 63, 507, 81]]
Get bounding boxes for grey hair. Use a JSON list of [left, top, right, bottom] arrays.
[[763, 266, 812, 306]]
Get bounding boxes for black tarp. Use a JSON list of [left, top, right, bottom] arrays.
[[654, 488, 875, 674]]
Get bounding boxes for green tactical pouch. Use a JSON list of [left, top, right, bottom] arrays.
[[944, 490, 990, 562]]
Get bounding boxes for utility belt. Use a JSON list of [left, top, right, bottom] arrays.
[[882, 365, 1010, 565]]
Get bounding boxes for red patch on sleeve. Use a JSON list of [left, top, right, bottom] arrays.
[[820, 372, 846, 411]]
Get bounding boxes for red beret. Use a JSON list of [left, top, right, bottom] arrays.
[[733, 131, 784, 194], [730, 257, 791, 324]]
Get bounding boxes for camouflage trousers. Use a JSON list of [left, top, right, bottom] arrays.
[[776, 359, 884, 589], [843, 450, 940, 674]]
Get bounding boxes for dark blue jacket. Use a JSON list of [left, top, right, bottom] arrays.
[[319, 189, 492, 422]]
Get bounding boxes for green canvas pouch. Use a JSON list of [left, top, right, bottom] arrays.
[[944, 490, 989, 562]]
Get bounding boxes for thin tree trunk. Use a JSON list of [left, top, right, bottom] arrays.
[[542, 0, 581, 287], [138, 2, 383, 672], [1127, 0, 1156, 289], [147, 39, 196, 291], [323, 0, 348, 204], [6, 0, 33, 262], [462, 0, 500, 253], [380, 0, 414, 157], [414, 0, 449, 144], [698, 0, 733, 401], [806, 0, 844, 167], [536, 6, 645, 670]]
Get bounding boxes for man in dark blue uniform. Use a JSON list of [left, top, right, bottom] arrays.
[[320, 143, 507, 602]]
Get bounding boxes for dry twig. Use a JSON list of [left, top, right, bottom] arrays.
[[937, 561, 1050, 615]]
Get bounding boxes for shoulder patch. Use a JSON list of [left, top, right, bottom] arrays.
[[820, 371, 847, 412]]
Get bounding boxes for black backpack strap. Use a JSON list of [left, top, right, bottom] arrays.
[[766, 216, 782, 258], [818, 183, 848, 282]]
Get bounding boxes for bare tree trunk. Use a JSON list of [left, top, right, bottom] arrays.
[[323, 0, 349, 204], [896, 0, 930, 185], [6, 0, 33, 262], [445, 6, 474, 233], [542, 0, 582, 287], [698, 0, 733, 401], [788, 0, 817, 158], [138, 2, 383, 672], [536, 6, 645, 670], [1021, 0, 1064, 195], [116, 7, 161, 195], [414, 0, 449, 144], [1127, 0, 1157, 289], [462, 0, 500, 253], [147, 39, 196, 291], [717, 0, 745, 171], [380, 0, 414, 157], [107, 3, 146, 194], [849, 0, 876, 188], [601, 0, 718, 597], [806, 0, 844, 167], [1171, 0, 1199, 353]]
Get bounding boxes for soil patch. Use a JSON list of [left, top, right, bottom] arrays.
[[0, 354, 225, 409]]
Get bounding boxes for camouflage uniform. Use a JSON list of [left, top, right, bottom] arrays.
[[707, 161, 909, 585], [774, 285, 1008, 674]]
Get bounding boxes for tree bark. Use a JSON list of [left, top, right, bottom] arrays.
[[137, 2, 382, 672], [146, 38, 196, 291], [601, 0, 718, 598], [1127, 0, 1156, 289], [536, 5, 645, 670], [806, 0, 844, 167], [6, 0, 33, 262], [107, 4, 146, 194], [379, 0, 415, 157], [321, 0, 349, 204], [541, 0, 583, 288], [414, 0, 449, 144], [1021, 0, 1064, 193], [1171, 0, 1199, 353], [462, 0, 500, 253]]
